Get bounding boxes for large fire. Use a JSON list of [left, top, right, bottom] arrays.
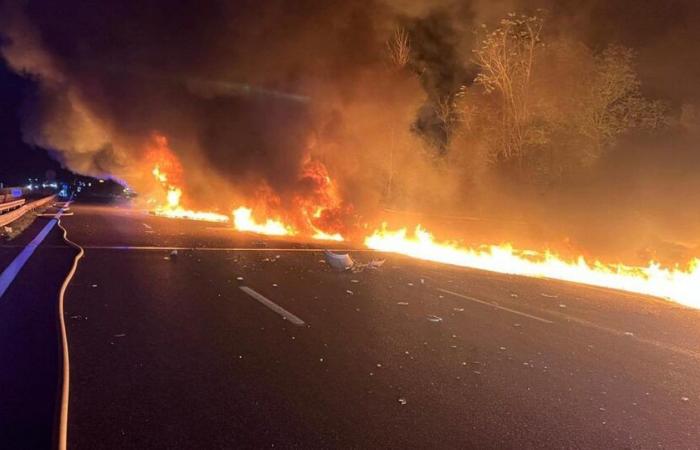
[[144, 132, 699, 309], [148, 135, 229, 223], [365, 224, 700, 309]]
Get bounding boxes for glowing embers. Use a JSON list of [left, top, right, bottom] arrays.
[[364, 224, 700, 309], [232, 207, 296, 236]]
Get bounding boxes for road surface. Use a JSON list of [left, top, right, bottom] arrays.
[[1, 201, 699, 448]]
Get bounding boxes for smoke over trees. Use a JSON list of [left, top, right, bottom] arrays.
[[1, 0, 699, 261], [394, 12, 668, 185]]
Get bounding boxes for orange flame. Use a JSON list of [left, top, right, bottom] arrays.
[[364, 224, 700, 309], [232, 207, 296, 236], [148, 135, 229, 223]]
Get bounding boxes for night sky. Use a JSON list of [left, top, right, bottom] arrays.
[[0, 57, 68, 186]]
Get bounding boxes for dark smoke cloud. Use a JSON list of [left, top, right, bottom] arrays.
[[2, 0, 700, 260]]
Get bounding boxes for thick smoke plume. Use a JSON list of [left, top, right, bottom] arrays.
[[2, 0, 699, 262]]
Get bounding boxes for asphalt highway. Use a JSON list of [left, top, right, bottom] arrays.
[[1, 201, 699, 448]]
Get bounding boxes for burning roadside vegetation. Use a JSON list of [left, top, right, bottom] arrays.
[[1, 0, 700, 307]]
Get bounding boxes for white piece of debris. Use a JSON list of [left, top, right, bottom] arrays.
[[91, 284, 98, 288], [323, 250, 386, 273], [453, 307, 464, 312], [114, 333, 126, 338], [541, 293, 558, 298], [398, 397, 407, 405], [426, 315, 443, 323], [170, 250, 178, 257], [681, 396, 689, 402], [325, 251, 355, 271], [350, 279, 360, 283], [236, 276, 244, 281], [559, 304, 567, 308], [345, 290, 354, 295], [396, 302, 409, 306], [624, 331, 635, 336]]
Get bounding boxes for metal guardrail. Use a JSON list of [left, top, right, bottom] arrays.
[[0, 199, 26, 214], [0, 195, 56, 228]]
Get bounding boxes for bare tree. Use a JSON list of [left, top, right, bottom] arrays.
[[473, 13, 544, 162], [387, 27, 411, 69]]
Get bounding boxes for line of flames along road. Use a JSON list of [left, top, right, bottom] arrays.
[[364, 224, 700, 310]]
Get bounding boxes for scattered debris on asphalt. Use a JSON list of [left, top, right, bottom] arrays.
[[91, 284, 98, 288], [236, 276, 244, 281], [396, 302, 409, 305], [453, 307, 464, 312], [398, 397, 407, 405], [426, 315, 443, 323], [541, 293, 558, 298], [345, 289, 354, 295]]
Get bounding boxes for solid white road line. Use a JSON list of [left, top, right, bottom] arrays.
[[77, 245, 372, 252], [438, 288, 554, 324], [0, 207, 66, 300], [56, 216, 84, 450], [239, 286, 305, 326]]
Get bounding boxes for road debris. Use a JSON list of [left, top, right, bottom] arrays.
[[398, 397, 407, 405], [453, 307, 464, 312], [91, 284, 98, 288], [541, 293, 558, 298], [236, 276, 244, 281], [325, 251, 354, 270], [426, 315, 443, 323], [323, 251, 385, 273], [345, 289, 354, 295], [396, 302, 409, 306], [114, 333, 126, 338]]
